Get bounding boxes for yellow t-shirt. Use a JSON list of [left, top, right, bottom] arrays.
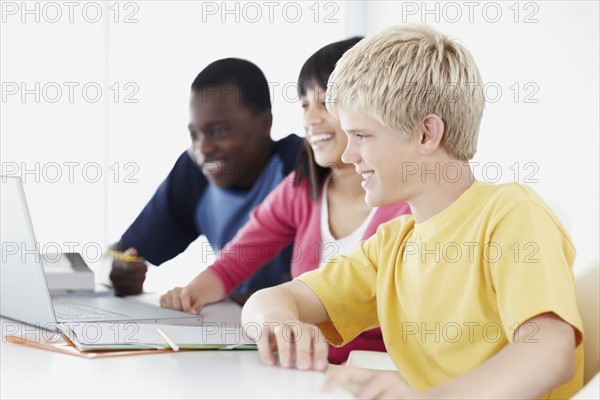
[[298, 181, 584, 398]]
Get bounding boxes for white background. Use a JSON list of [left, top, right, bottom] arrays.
[[1, 1, 598, 290]]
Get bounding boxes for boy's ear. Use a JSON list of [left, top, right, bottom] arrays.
[[418, 114, 445, 156], [256, 110, 273, 138]]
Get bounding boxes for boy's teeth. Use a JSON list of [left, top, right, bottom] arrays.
[[362, 172, 374, 180]]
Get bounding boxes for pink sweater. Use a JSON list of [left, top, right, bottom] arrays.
[[208, 172, 411, 363]]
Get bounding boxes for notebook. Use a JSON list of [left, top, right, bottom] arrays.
[[0, 175, 203, 329], [59, 319, 255, 351]]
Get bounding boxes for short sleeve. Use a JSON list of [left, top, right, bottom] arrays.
[[488, 199, 583, 345], [297, 235, 380, 347]]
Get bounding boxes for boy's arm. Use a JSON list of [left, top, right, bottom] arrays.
[[326, 313, 576, 399], [424, 312, 576, 399], [119, 151, 204, 265], [111, 152, 204, 295], [242, 234, 382, 370], [241, 280, 331, 371]]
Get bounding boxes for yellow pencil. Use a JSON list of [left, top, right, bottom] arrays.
[[108, 250, 142, 263]]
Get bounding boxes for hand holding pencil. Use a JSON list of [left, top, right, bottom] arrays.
[[108, 249, 142, 263], [109, 246, 148, 296]]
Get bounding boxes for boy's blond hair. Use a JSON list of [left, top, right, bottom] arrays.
[[327, 25, 485, 161]]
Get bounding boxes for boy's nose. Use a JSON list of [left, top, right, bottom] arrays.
[[200, 136, 217, 156], [341, 140, 360, 165]]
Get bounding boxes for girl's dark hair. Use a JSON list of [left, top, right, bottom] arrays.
[[293, 37, 364, 201]]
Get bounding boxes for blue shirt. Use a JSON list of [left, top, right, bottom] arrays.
[[120, 134, 302, 294], [195, 154, 289, 293]]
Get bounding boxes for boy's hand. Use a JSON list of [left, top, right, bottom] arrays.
[[242, 281, 332, 371], [160, 271, 226, 315], [324, 366, 420, 399], [247, 319, 329, 371], [109, 248, 147, 296]]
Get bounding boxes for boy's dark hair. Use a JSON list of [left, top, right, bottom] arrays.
[[191, 58, 271, 114], [293, 37, 364, 201]]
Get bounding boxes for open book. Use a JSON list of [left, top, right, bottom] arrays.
[[59, 321, 255, 351]]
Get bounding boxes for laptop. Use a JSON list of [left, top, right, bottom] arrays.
[[0, 175, 203, 330]]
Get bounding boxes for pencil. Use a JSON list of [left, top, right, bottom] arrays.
[[108, 250, 142, 263], [156, 328, 179, 352]]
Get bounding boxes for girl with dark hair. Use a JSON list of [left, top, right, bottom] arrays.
[[160, 38, 411, 364]]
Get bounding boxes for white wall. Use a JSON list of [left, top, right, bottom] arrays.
[[363, 0, 599, 273], [1, 1, 597, 289], [1, 0, 347, 288], [1, 1, 108, 269]]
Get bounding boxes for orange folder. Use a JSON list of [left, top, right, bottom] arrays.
[[4, 334, 177, 359]]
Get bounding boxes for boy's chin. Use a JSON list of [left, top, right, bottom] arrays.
[[365, 191, 404, 207], [364, 193, 384, 208]]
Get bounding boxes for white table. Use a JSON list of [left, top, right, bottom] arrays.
[[1, 288, 352, 399], [1, 333, 352, 399]]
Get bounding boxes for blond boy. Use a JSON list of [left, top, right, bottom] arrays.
[[242, 25, 583, 399]]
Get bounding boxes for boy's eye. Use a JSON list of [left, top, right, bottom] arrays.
[[212, 128, 228, 138], [301, 103, 308, 109]]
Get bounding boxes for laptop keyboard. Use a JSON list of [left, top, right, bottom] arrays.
[[53, 301, 125, 320]]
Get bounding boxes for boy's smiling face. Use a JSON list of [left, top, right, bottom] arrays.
[[339, 107, 421, 207]]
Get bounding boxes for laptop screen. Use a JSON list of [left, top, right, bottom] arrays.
[[1, 176, 58, 330]]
